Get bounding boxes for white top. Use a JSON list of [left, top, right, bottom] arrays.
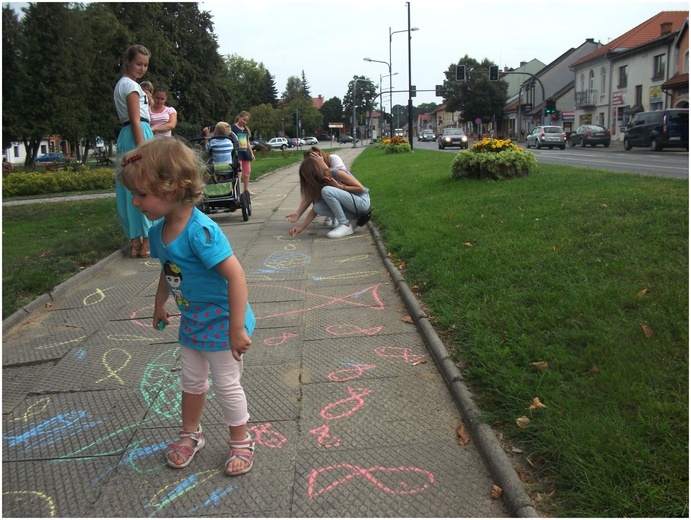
[[328, 154, 346, 170], [113, 77, 149, 123]]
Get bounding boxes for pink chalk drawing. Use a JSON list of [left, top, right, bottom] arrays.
[[248, 423, 287, 449], [130, 299, 180, 329], [325, 324, 383, 337], [327, 364, 377, 382], [309, 425, 341, 448], [307, 464, 435, 498], [251, 283, 384, 321], [320, 387, 371, 421], [263, 332, 299, 346], [374, 346, 426, 364]]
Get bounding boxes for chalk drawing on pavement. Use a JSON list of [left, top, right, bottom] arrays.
[[307, 464, 435, 498]]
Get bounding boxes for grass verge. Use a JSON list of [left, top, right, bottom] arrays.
[[352, 147, 688, 517]]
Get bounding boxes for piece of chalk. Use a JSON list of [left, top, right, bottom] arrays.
[[157, 321, 166, 330]]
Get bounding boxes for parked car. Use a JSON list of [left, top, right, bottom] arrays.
[[338, 135, 356, 144], [251, 139, 271, 152], [267, 137, 290, 150], [526, 126, 566, 150], [418, 129, 435, 142], [303, 136, 318, 145], [623, 109, 689, 152], [568, 124, 611, 148], [317, 134, 331, 141], [36, 152, 66, 163], [438, 128, 468, 149]]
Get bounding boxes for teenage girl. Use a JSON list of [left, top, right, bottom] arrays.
[[113, 45, 157, 258], [231, 111, 255, 195], [119, 137, 256, 477]]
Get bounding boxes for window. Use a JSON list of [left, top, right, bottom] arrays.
[[635, 85, 643, 106], [600, 68, 606, 97], [589, 70, 595, 92], [618, 65, 628, 88], [580, 73, 585, 92], [653, 54, 666, 79], [684, 50, 689, 74]]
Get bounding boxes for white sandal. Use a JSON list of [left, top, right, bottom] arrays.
[[225, 434, 255, 476], [166, 425, 206, 469]]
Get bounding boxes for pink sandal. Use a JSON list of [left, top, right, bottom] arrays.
[[166, 425, 205, 469], [225, 434, 255, 476]]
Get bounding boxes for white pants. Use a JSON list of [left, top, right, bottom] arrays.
[[179, 346, 249, 427]]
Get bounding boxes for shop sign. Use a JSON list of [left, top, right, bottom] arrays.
[[649, 85, 662, 103], [612, 91, 623, 105], [561, 111, 575, 122]]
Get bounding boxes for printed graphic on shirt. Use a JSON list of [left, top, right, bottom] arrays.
[[164, 260, 190, 308]]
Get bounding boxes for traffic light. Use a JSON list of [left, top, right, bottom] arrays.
[[435, 84, 444, 97], [410, 85, 416, 97], [292, 112, 299, 126], [456, 65, 466, 81], [489, 65, 499, 81], [545, 99, 556, 114]]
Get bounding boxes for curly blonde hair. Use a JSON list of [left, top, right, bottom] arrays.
[[118, 137, 205, 206]]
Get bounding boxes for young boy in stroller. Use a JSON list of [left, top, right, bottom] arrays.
[[202, 121, 240, 182]]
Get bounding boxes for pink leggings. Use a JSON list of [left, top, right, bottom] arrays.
[[240, 160, 251, 182], [179, 346, 249, 427]]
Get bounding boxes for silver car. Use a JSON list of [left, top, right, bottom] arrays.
[[438, 128, 468, 149], [526, 126, 566, 150]]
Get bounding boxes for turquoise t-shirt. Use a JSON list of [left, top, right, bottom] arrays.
[[149, 207, 255, 351]]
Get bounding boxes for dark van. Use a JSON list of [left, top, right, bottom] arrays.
[[623, 109, 689, 151]]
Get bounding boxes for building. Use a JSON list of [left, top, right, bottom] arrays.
[[569, 11, 688, 141], [661, 17, 689, 108]]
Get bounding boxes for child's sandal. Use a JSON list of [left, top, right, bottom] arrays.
[[225, 434, 255, 476], [166, 425, 205, 469]]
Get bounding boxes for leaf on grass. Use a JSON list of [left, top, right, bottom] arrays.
[[402, 316, 414, 324], [456, 423, 471, 445], [600, 204, 608, 209], [640, 323, 653, 338], [490, 485, 503, 499], [516, 416, 530, 429], [531, 361, 548, 370], [638, 288, 649, 298], [464, 242, 473, 247], [44, 302, 53, 309], [583, 366, 598, 377], [528, 397, 547, 410]]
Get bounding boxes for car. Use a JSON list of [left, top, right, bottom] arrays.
[[338, 135, 355, 144], [623, 109, 689, 152], [526, 126, 566, 150], [267, 137, 290, 150], [437, 128, 468, 149], [418, 129, 435, 142], [251, 139, 270, 152], [568, 124, 611, 148], [303, 136, 318, 145], [36, 152, 66, 163], [317, 134, 331, 141]]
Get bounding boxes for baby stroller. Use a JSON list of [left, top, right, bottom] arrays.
[[195, 134, 251, 221]]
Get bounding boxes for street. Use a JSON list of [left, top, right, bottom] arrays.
[[412, 139, 689, 179]]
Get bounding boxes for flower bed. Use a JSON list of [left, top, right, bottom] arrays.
[[379, 136, 412, 154], [451, 138, 538, 180]]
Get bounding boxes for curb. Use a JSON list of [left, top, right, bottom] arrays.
[[368, 223, 539, 518], [2, 246, 127, 333]]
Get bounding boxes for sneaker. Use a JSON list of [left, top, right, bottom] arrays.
[[323, 217, 333, 227], [327, 223, 354, 238]]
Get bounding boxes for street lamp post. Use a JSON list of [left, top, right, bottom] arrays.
[[390, 22, 418, 144], [380, 72, 398, 139], [351, 77, 365, 149]]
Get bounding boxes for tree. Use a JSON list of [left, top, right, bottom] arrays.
[[343, 77, 376, 131], [259, 70, 279, 108], [442, 55, 508, 125], [320, 97, 344, 133], [220, 54, 271, 119], [2, 6, 26, 151], [247, 103, 280, 140], [282, 75, 310, 104]]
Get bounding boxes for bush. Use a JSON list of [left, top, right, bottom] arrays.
[[379, 136, 412, 154], [451, 138, 538, 180], [2, 167, 116, 198]]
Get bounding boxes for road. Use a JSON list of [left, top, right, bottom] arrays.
[[412, 139, 689, 179]]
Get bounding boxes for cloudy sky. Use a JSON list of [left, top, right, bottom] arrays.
[[205, 0, 688, 106]]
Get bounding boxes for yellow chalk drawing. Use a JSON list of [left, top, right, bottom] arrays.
[[37, 336, 86, 351], [95, 348, 132, 385], [82, 287, 114, 306], [10, 397, 52, 423], [3, 490, 56, 517]]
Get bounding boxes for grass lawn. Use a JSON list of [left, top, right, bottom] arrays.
[[353, 147, 688, 517]]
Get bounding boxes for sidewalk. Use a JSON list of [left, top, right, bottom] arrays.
[[2, 147, 535, 517]]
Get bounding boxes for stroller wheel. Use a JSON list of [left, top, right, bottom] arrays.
[[241, 191, 250, 221]]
